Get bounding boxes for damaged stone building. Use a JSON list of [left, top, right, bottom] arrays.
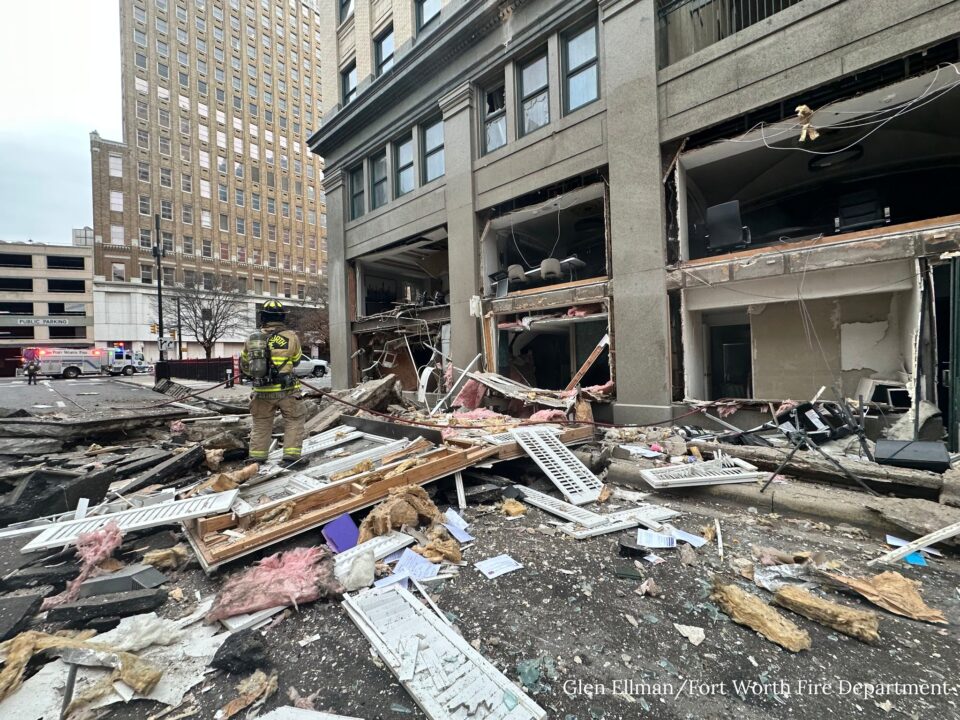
[[310, 0, 960, 440]]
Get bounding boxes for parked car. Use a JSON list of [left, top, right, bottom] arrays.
[[294, 356, 329, 378]]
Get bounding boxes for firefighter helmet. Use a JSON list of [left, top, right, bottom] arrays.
[[260, 299, 287, 325]]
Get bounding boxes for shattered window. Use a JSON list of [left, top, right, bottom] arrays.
[[519, 52, 549, 136], [484, 85, 506, 154]]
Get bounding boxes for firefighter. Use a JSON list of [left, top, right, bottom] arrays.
[[24, 358, 40, 385], [239, 299, 307, 465]]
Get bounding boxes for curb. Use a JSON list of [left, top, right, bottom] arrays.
[[603, 458, 891, 533]]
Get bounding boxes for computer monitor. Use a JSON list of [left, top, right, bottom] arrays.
[[706, 200, 751, 251]]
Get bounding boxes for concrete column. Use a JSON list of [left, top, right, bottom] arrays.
[[439, 81, 481, 369], [324, 167, 353, 390], [601, 0, 673, 423]]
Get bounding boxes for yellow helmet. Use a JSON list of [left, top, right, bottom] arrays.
[[260, 299, 287, 324]]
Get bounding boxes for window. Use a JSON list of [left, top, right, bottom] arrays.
[[162, 231, 174, 252], [139, 194, 151, 215], [219, 213, 229, 231], [269, 279, 278, 294], [183, 235, 194, 254], [339, 0, 353, 23], [137, 128, 150, 149], [163, 266, 175, 285], [563, 22, 599, 113], [201, 209, 212, 228], [235, 188, 245, 206], [203, 272, 215, 290], [180, 143, 191, 162], [375, 26, 394, 76], [136, 51, 147, 69], [234, 161, 244, 179], [141, 264, 153, 284], [181, 173, 192, 192], [112, 263, 126, 282], [159, 135, 171, 155], [134, 5, 146, 23], [160, 167, 172, 187], [252, 193, 261, 210], [269, 251, 277, 268], [202, 237, 212, 257], [254, 278, 263, 294], [180, 116, 190, 135], [422, 118, 444, 183], [416, 0, 440, 31], [110, 191, 124, 212], [134, 28, 147, 47], [484, 85, 507, 153], [108, 154, 123, 177], [182, 205, 193, 223], [158, 61, 170, 79], [110, 225, 125, 244], [218, 183, 227, 201], [252, 221, 261, 238], [136, 77, 149, 94], [161, 199, 173, 220], [267, 196, 275, 214], [341, 62, 356, 106], [394, 135, 414, 197], [518, 52, 550, 137], [238, 276, 247, 293], [179, 71, 189, 88], [138, 161, 150, 182], [139, 228, 152, 248]]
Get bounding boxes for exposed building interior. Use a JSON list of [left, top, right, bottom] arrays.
[[480, 182, 608, 297], [350, 230, 451, 392], [680, 67, 960, 261], [669, 63, 960, 438]]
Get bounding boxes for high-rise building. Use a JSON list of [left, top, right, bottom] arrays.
[[91, 0, 326, 360]]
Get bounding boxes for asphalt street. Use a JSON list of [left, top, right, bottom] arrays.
[[0, 376, 165, 415], [0, 372, 333, 416]]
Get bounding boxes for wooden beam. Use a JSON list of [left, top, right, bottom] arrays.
[[564, 334, 609, 392]]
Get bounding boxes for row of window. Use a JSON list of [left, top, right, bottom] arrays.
[[114, 261, 312, 299], [108, 225, 324, 255], [482, 20, 599, 154], [339, 0, 441, 107], [348, 117, 445, 220]]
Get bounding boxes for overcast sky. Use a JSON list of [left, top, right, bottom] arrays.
[[0, 1, 122, 246]]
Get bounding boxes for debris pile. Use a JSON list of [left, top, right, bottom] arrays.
[[0, 368, 956, 718]]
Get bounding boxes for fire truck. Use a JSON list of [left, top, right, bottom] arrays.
[[21, 347, 108, 379]]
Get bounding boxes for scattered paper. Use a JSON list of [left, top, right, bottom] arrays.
[[392, 549, 439, 581], [619, 444, 663, 458], [643, 554, 665, 565], [474, 554, 523, 579], [637, 530, 676, 549], [374, 573, 410, 590], [444, 523, 475, 544], [674, 623, 705, 646], [665, 525, 708, 548], [381, 549, 405, 564], [444, 508, 469, 530], [885, 534, 943, 557]]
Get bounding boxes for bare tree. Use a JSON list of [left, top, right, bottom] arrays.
[[155, 277, 250, 359], [287, 274, 329, 357]]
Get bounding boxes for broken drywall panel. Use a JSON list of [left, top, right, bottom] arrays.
[[840, 321, 899, 374], [750, 298, 841, 401]]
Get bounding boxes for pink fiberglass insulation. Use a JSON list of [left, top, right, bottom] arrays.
[[205, 546, 343, 622], [452, 379, 487, 410], [41, 520, 124, 610], [528, 409, 567, 423], [583, 380, 615, 395]]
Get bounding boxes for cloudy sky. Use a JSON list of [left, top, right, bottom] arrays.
[[0, 2, 122, 246]]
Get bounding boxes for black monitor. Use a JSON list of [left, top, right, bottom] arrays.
[[706, 200, 751, 251]]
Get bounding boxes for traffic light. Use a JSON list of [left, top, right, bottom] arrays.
[[169, 329, 177, 338], [150, 323, 158, 334]]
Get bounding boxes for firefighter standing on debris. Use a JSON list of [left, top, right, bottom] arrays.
[[240, 299, 307, 466]]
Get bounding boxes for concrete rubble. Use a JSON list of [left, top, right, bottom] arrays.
[[0, 372, 957, 719]]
